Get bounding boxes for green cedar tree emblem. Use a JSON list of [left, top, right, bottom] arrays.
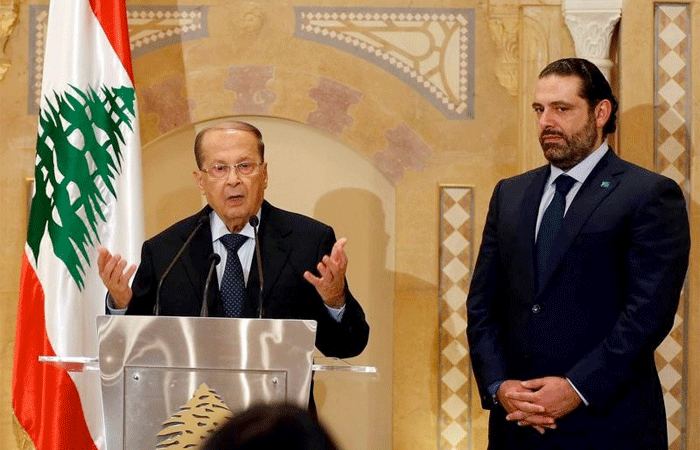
[[27, 84, 136, 289]]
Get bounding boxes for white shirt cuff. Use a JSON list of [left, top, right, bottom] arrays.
[[106, 295, 127, 315], [325, 303, 346, 322], [567, 378, 589, 406]]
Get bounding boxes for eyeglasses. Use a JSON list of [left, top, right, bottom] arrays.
[[201, 161, 262, 179]]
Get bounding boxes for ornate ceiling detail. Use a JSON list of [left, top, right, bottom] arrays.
[[294, 7, 475, 120]]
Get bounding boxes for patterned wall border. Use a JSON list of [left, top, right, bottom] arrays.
[[438, 186, 474, 449], [295, 7, 475, 120], [654, 4, 690, 449], [28, 4, 209, 114]]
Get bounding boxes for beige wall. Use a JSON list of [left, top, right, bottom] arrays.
[[1, 1, 698, 450]]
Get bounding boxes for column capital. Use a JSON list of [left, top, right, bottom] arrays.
[[562, 0, 621, 80]]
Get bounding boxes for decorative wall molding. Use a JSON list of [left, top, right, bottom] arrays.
[[372, 123, 433, 185], [235, 2, 265, 35], [225, 65, 277, 115], [294, 7, 475, 120], [28, 5, 209, 114], [487, 15, 519, 96], [127, 6, 208, 58], [307, 77, 362, 138], [483, 0, 621, 90], [0, 1, 18, 81], [141, 74, 196, 135], [561, 0, 621, 80]]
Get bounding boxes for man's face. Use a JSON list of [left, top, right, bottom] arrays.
[[194, 128, 268, 232], [533, 75, 603, 171]]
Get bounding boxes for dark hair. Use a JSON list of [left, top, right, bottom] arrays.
[[538, 58, 618, 136], [200, 403, 340, 450], [194, 121, 265, 169]]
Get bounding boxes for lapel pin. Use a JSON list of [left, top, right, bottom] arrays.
[[600, 181, 611, 188]]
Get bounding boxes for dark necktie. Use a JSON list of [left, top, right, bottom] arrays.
[[219, 233, 248, 317], [536, 174, 576, 290]]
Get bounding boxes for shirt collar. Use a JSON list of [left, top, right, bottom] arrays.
[[209, 209, 261, 242], [547, 141, 609, 186]]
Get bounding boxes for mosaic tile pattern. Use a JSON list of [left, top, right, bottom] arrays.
[[27, 5, 48, 115], [654, 5, 690, 449], [28, 5, 208, 114], [295, 7, 474, 120], [438, 186, 474, 449]]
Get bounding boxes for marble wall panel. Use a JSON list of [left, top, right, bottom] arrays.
[[654, 4, 691, 449], [438, 186, 473, 449]]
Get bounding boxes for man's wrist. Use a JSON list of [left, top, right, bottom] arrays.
[[323, 292, 346, 308], [488, 380, 504, 407]]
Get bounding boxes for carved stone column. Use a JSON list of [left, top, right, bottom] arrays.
[[562, 0, 622, 80], [0, 1, 19, 81]]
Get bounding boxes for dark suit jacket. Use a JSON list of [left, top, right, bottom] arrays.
[[467, 151, 689, 450], [126, 200, 369, 359]]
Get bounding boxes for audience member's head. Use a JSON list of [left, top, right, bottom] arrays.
[[200, 403, 340, 450]]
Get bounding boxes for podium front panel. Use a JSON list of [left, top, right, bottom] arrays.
[[124, 367, 286, 449], [96, 315, 316, 450]]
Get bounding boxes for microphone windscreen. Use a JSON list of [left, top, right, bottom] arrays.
[[249, 216, 259, 227], [209, 253, 221, 265]]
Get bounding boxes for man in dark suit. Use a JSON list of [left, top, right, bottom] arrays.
[[466, 58, 690, 449], [98, 121, 369, 359]]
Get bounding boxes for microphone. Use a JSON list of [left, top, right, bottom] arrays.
[[249, 216, 264, 318], [200, 253, 221, 317], [154, 214, 210, 315]]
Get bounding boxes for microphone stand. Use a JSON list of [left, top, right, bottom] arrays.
[[249, 216, 264, 318], [200, 253, 221, 317], [154, 214, 209, 315]]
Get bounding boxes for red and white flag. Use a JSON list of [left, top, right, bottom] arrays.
[[13, 0, 143, 448]]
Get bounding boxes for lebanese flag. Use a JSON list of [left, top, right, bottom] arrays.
[[12, 0, 143, 448]]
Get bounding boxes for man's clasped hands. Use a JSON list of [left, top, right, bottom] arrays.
[[498, 376, 582, 434]]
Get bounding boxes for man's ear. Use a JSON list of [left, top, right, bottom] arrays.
[[262, 162, 268, 189], [595, 99, 612, 129], [193, 169, 205, 194]]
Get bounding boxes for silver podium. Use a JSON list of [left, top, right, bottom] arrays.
[[38, 315, 377, 450], [96, 315, 317, 450]]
